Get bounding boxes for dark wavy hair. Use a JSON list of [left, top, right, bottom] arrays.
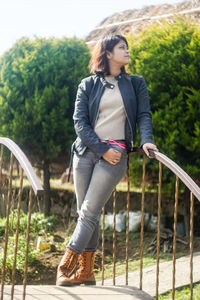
[[89, 34, 128, 75]]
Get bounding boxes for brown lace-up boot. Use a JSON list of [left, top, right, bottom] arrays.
[[57, 251, 96, 286], [56, 248, 79, 286]]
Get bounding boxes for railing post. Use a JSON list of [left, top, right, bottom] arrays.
[[1, 153, 14, 300], [140, 154, 146, 290], [11, 166, 24, 300], [190, 192, 194, 300], [101, 206, 105, 285], [23, 188, 33, 300], [172, 176, 179, 300], [0, 145, 4, 187], [156, 161, 162, 299], [126, 153, 130, 285], [113, 189, 116, 285]]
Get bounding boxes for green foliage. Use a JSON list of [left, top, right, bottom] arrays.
[[0, 211, 58, 280], [158, 283, 200, 300], [0, 210, 58, 236], [128, 17, 200, 185], [0, 37, 90, 162], [0, 36, 90, 215], [30, 212, 57, 234], [0, 235, 37, 272]]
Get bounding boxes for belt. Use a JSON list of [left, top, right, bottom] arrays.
[[101, 139, 126, 149]]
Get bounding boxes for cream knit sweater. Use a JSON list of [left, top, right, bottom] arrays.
[[94, 76, 126, 140]]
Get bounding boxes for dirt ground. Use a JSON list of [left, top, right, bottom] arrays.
[[19, 227, 200, 285]]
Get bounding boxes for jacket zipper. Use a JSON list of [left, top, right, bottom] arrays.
[[94, 106, 100, 127], [94, 85, 105, 127], [122, 100, 134, 150]]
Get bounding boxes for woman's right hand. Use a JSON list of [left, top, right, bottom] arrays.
[[102, 148, 122, 165]]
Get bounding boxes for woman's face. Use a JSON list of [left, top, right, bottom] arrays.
[[107, 40, 130, 67]]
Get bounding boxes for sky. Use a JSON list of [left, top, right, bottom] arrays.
[[0, 0, 185, 56]]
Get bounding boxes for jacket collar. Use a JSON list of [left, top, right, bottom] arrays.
[[98, 72, 126, 88]]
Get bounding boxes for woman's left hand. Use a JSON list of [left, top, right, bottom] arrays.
[[142, 143, 158, 158]]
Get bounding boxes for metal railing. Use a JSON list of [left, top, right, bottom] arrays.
[[101, 148, 200, 300], [0, 137, 44, 300], [1, 138, 199, 299]]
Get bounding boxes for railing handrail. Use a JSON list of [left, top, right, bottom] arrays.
[[0, 137, 44, 196], [133, 147, 200, 201]]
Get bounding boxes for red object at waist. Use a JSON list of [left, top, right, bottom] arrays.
[[101, 139, 126, 149]]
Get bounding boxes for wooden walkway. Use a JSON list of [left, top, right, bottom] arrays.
[[1, 285, 153, 300], [1, 252, 200, 299], [98, 252, 200, 297]]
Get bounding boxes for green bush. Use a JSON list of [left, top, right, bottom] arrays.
[[128, 17, 200, 189], [0, 211, 58, 281], [0, 210, 58, 236], [0, 235, 37, 272], [0, 37, 91, 215]]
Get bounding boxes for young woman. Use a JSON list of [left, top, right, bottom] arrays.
[[56, 34, 158, 286]]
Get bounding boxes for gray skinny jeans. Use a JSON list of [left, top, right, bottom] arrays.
[[68, 144, 127, 254]]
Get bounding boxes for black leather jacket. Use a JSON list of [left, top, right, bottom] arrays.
[[72, 72, 155, 158]]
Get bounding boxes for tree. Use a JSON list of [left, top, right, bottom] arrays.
[[127, 17, 200, 186], [0, 37, 90, 215]]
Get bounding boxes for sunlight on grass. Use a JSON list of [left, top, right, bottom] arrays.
[[11, 177, 31, 188], [49, 179, 157, 193], [157, 283, 200, 300], [116, 181, 157, 193], [9, 169, 157, 194], [50, 179, 75, 192]]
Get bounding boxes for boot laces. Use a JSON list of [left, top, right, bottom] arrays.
[[79, 255, 87, 271], [61, 250, 77, 270]]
